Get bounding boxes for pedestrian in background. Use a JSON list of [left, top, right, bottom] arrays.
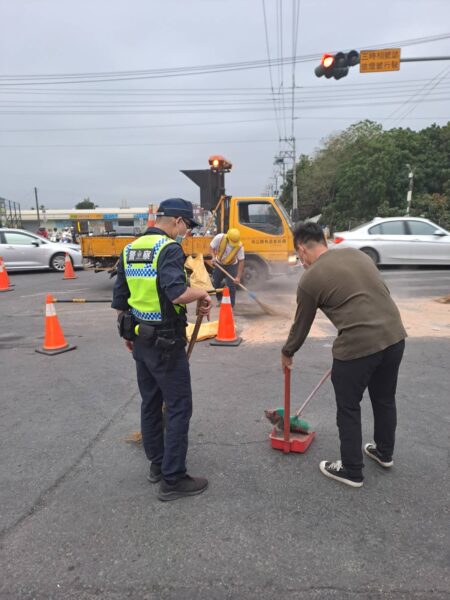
[[210, 228, 245, 307], [112, 198, 212, 502], [281, 222, 407, 488], [50, 228, 61, 242], [36, 226, 48, 238]]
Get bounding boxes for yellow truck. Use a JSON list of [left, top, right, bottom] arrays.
[[81, 195, 296, 288], [80, 156, 297, 288]]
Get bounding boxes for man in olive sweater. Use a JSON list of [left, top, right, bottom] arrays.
[[282, 222, 406, 488]]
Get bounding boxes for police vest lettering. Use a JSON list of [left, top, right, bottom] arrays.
[[123, 234, 185, 322], [217, 235, 242, 265]]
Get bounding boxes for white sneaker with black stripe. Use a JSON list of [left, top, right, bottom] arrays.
[[319, 460, 363, 488], [364, 443, 393, 468]]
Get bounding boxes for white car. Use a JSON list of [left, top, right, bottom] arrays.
[[331, 217, 450, 265], [0, 228, 83, 272]]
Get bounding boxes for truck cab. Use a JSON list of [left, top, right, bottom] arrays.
[[182, 195, 296, 288]]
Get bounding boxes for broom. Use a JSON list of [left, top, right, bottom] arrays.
[[213, 261, 282, 316], [265, 368, 331, 433]]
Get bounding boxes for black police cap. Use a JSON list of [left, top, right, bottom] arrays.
[[156, 198, 200, 228]]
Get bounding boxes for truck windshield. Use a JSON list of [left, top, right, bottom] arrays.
[[274, 198, 294, 231]]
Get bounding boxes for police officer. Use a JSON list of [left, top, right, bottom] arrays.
[[112, 198, 212, 502]]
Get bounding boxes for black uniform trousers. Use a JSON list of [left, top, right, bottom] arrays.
[[133, 336, 192, 484], [331, 339, 405, 480]]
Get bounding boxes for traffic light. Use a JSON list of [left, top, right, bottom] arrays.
[[208, 154, 232, 173], [314, 51, 360, 80]]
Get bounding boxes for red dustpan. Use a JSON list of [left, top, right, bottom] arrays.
[[269, 368, 316, 454]]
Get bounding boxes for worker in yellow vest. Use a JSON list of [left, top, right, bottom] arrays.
[[210, 228, 245, 307]]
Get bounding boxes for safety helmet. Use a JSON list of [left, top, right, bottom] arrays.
[[226, 228, 241, 247]]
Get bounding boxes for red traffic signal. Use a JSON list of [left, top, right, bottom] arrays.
[[322, 54, 335, 69], [314, 50, 360, 80]]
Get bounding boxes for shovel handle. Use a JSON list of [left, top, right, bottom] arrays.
[[186, 312, 204, 360]]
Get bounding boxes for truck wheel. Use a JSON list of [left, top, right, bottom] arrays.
[[243, 259, 267, 290]]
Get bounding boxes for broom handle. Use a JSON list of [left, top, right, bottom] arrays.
[[214, 261, 248, 292], [284, 367, 291, 444], [294, 368, 332, 418]]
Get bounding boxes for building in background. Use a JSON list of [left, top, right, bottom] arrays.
[[19, 205, 208, 236]]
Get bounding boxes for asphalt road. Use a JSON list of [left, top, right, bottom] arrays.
[[0, 267, 449, 600]]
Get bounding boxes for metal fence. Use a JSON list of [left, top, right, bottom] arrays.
[[0, 197, 22, 228]]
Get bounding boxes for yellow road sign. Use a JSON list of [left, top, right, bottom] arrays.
[[360, 48, 401, 73]]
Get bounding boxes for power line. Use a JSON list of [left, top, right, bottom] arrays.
[[1, 32, 449, 86], [261, 0, 282, 139], [1, 77, 449, 97], [1, 87, 449, 108], [2, 114, 446, 134], [1, 94, 448, 115]]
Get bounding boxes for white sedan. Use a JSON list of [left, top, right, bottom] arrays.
[[0, 228, 83, 272], [331, 217, 450, 265]]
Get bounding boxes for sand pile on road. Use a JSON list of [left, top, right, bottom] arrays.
[[236, 297, 450, 345]]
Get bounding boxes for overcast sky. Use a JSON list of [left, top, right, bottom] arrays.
[[1, 0, 449, 210]]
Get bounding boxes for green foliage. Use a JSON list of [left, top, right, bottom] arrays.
[[410, 193, 450, 228], [280, 120, 450, 231], [75, 198, 97, 210]]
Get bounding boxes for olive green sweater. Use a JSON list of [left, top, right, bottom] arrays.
[[282, 248, 407, 361]]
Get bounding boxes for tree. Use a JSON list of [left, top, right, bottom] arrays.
[[75, 198, 97, 209], [279, 120, 450, 231]]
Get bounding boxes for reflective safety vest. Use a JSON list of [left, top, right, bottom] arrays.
[[123, 234, 186, 323], [217, 234, 242, 266]]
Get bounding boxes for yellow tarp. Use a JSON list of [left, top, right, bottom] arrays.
[[186, 320, 219, 342], [184, 253, 212, 291]]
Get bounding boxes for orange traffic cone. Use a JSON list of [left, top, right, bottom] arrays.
[[210, 286, 242, 347], [35, 294, 77, 355], [0, 257, 14, 292], [63, 253, 77, 279]]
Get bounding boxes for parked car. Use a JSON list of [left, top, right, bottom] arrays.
[[331, 217, 450, 265], [0, 228, 83, 272]]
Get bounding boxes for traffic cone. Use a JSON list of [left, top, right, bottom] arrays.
[[0, 257, 14, 292], [210, 286, 242, 347], [63, 253, 77, 279], [35, 294, 77, 355]]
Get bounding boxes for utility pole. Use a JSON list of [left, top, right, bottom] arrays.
[[292, 136, 298, 220], [34, 187, 41, 227], [406, 164, 414, 215], [278, 137, 298, 219]]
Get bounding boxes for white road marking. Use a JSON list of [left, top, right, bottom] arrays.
[[19, 287, 90, 298]]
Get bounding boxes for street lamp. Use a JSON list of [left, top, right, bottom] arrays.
[[406, 163, 414, 215]]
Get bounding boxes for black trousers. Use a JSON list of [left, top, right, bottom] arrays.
[[133, 337, 192, 484], [331, 339, 405, 480], [212, 262, 238, 306]]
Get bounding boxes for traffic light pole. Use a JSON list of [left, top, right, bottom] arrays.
[[400, 56, 450, 62]]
